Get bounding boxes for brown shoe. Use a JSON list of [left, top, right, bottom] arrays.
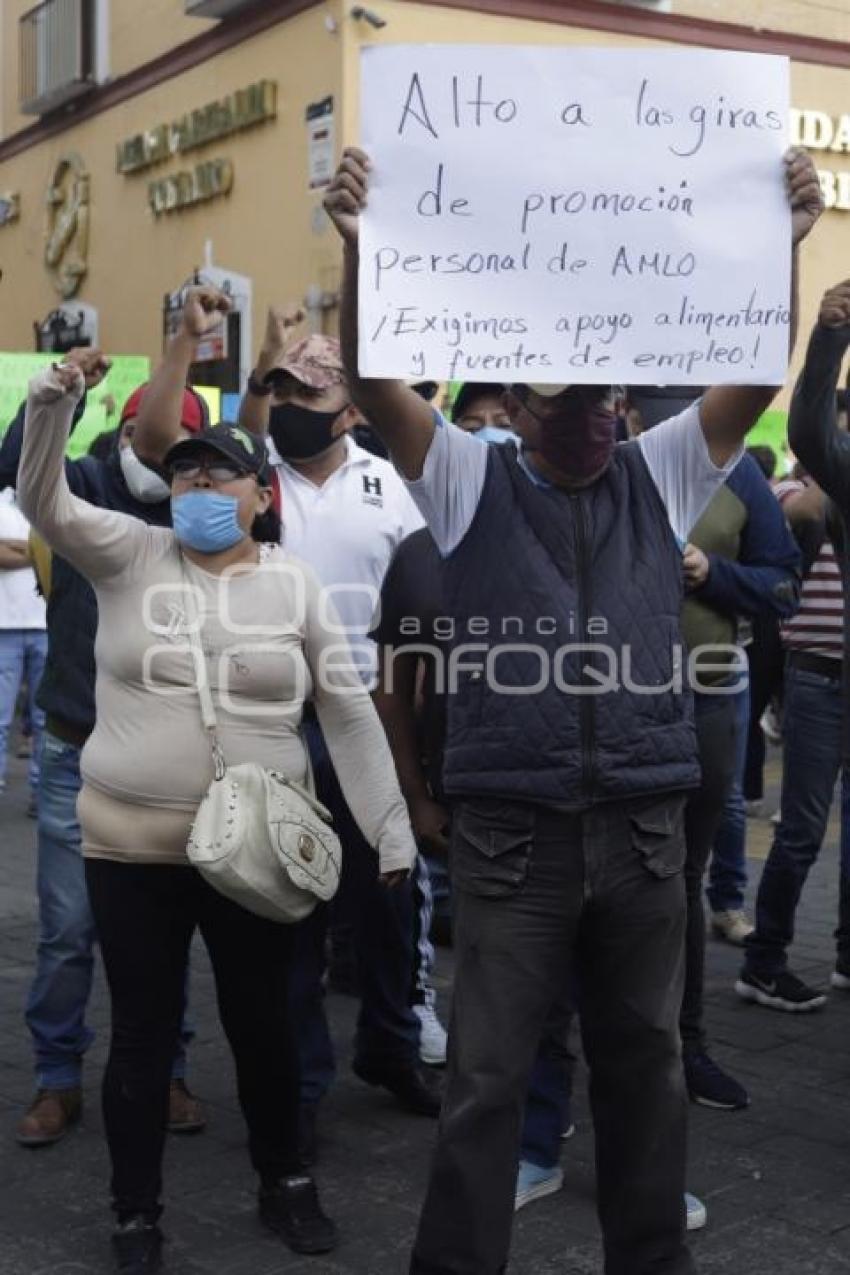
[[167, 1078, 206, 1134], [16, 1088, 82, 1147]]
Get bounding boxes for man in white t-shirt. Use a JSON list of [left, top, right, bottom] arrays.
[[323, 145, 824, 1274], [0, 488, 47, 813]]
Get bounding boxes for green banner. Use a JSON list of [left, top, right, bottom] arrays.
[[747, 408, 788, 466], [0, 354, 151, 460]]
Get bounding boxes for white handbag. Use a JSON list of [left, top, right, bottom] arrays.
[[182, 578, 342, 923]]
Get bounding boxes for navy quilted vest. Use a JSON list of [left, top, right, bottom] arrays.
[[441, 442, 700, 806]]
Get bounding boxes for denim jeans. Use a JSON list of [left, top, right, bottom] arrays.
[[0, 628, 47, 792], [745, 662, 846, 976], [291, 720, 419, 1105], [839, 771, 850, 966], [743, 616, 785, 803], [24, 732, 192, 1090], [707, 683, 750, 913], [410, 795, 692, 1275], [681, 693, 738, 1054]]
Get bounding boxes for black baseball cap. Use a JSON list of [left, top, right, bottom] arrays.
[[164, 423, 271, 481], [451, 382, 506, 422]]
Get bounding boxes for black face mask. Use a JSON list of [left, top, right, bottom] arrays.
[[269, 402, 347, 461]]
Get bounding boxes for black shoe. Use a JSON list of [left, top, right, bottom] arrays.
[[298, 1102, 319, 1167], [111, 1217, 163, 1272], [258, 1175, 338, 1255], [736, 968, 827, 1012], [683, 1050, 749, 1111], [352, 1059, 442, 1117]]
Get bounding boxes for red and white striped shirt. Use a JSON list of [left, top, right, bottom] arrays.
[[776, 479, 844, 660]]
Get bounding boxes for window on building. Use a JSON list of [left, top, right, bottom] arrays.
[[19, 0, 109, 117]]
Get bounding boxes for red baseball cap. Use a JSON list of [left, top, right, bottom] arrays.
[[119, 383, 208, 434]]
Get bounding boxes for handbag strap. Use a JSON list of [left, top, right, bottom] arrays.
[[180, 566, 227, 781], [178, 555, 318, 795]]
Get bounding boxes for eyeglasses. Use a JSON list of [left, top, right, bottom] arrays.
[[170, 458, 250, 483]]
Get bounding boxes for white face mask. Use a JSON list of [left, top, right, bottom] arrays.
[[119, 446, 171, 504]]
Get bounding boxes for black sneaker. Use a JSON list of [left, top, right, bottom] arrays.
[[111, 1217, 163, 1272], [258, 1175, 338, 1255], [683, 1050, 749, 1110], [735, 968, 827, 1012], [352, 1059, 442, 1117]]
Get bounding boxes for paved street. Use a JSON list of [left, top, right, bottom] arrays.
[[1, 748, 850, 1274]]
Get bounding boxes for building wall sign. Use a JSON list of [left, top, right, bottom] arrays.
[[117, 81, 277, 175], [790, 110, 850, 212], [45, 154, 90, 298], [0, 194, 20, 226], [148, 158, 234, 216]]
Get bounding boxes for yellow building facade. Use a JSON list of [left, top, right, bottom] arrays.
[[0, 0, 846, 400]]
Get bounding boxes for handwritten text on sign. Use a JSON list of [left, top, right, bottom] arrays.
[[358, 47, 791, 386]]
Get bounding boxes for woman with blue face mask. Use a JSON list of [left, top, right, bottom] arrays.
[[16, 364, 417, 1275], [451, 382, 516, 446]]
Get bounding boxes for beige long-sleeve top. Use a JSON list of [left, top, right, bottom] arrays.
[[17, 367, 416, 874]]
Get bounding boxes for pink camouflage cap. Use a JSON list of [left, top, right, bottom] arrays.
[[267, 334, 347, 391]]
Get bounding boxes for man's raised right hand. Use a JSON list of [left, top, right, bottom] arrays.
[[324, 147, 371, 247], [819, 281, 850, 331], [181, 285, 232, 341]]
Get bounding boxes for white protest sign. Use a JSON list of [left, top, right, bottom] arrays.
[[359, 46, 791, 386]]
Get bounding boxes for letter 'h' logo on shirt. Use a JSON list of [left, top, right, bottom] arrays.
[[362, 474, 383, 506]]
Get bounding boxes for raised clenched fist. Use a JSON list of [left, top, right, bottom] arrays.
[[324, 147, 371, 247], [181, 285, 232, 341], [62, 346, 111, 389], [784, 147, 825, 248], [819, 281, 850, 330]]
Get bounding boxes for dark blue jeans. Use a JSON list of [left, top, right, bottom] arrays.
[[707, 683, 750, 913], [0, 629, 46, 794], [681, 692, 738, 1053], [745, 662, 849, 976], [291, 720, 419, 1105]]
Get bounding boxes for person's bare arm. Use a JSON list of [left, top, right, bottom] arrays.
[[373, 648, 449, 858], [699, 148, 824, 467], [237, 305, 306, 435], [133, 286, 231, 464], [325, 149, 435, 479], [0, 539, 30, 569]]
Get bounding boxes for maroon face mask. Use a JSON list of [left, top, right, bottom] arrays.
[[522, 389, 616, 481]]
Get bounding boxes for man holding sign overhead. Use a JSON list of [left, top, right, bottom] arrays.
[[325, 42, 821, 1273]]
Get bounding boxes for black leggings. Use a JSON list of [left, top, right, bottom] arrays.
[[85, 858, 301, 1220]]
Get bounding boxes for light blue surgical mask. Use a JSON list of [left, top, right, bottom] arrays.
[[171, 490, 245, 553], [476, 425, 516, 446]]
